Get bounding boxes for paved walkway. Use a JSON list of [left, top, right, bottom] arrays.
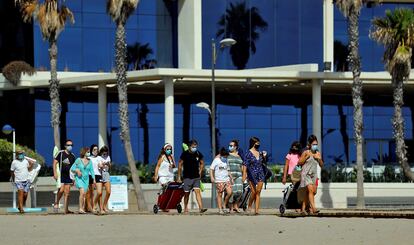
[[1, 212, 414, 245]]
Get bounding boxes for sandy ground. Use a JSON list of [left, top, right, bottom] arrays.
[[1, 213, 414, 245]]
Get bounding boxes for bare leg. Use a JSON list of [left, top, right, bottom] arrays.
[[94, 183, 103, 212], [224, 185, 232, 211], [216, 190, 223, 211], [63, 185, 72, 214], [85, 185, 94, 212], [194, 189, 204, 211], [79, 188, 85, 212], [254, 182, 263, 214], [183, 192, 190, 213], [307, 184, 317, 213], [17, 190, 24, 213], [23, 192, 28, 207], [247, 181, 256, 212], [103, 182, 111, 212], [55, 185, 65, 209]]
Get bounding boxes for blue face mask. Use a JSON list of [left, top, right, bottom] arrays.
[[190, 147, 197, 153], [86, 152, 91, 158], [228, 146, 235, 152], [311, 144, 318, 152], [17, 154, 25, 160], [165, 149, 172, 155], [66, 145, 72, 152]]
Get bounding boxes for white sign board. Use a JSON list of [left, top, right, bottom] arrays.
[[108, 175, 128, 211]]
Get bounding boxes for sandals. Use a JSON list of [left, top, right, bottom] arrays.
[[233, 209, 241, 213], [199, 208, 208, 213]]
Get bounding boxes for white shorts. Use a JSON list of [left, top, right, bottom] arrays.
[[159, 176, 174, 185]]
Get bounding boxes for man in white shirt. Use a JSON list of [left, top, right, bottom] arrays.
[[10, 149, 34, 213]]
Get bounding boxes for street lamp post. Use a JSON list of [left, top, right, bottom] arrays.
[[2, 124, 16, 209], [2, 125, 16, 160], [210, 37, 236, 209]]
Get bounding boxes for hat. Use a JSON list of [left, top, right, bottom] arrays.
[[16, 149, 24, 154], [163, 143, 172, 150]]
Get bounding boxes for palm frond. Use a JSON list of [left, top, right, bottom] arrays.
[[371, 8, 414, 77], [107, 0, 139, 24], [2, 61, 36, 86], [335, 0, 365, 17]]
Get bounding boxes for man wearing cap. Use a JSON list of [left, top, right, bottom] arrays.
[[10, 149, 35, 213]]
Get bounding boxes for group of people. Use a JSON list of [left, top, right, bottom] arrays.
[[10, 135, 322, 215], [154, 135, 323, 215], [52, 139, 112, 214]]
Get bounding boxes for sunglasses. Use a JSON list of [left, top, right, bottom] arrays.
[[66, 144, 73, 146]]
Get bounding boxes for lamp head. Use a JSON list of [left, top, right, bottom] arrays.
[[219, 38, 237, 48], [2, 124, 14, 135]]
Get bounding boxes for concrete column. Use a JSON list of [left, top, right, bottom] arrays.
[[178, 0, 202, 69], [98, 83, 107, 148], [312, 79, 322, 179], [323, 0, 334, 71], [164, 77, 174, 149]]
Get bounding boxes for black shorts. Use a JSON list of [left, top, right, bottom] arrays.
[[95, 175, 102, 183], [61, 174, 72, 184], [88, 175, 94, 185]]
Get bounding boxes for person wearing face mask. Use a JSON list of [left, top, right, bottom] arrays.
[[177, 139, 208, 214], [70, 147, 96, 214], [85, 144, 99, 212], [10, 149, 35, 213], [297, 135, 324, 214], [243, 137, 267, 215], [227, 139, 244, 213], [53, 139, 76, 214], [95, 146, 112, 214], [153, 143, 176, 186], [282, 141, 302, 185], [210, 147, 234, 214]]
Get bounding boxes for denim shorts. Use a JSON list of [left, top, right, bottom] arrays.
[[15, 181, 30, 193], [183, 178, 200, 192]]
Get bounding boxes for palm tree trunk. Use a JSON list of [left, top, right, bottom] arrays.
[[392, 74, 414, 180], [49, 39, 61, 150], [115, 22, 147, 211], [348, 7, 365, 208]]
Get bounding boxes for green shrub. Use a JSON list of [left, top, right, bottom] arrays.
[[0, 138, 45, 181]]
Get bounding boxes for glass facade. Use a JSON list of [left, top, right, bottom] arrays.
[[34, 91, 413, 165], [33, 0, 174, 71], [27, 1, 414, 166]]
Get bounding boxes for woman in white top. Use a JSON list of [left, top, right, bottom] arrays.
[[95, 145, 112, 214], [153, 143, 175, 186], [210, 147, 234, 214], [90, 145, 104, 213], [86, 144, 99, 212]]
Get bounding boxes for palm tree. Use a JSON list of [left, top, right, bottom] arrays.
[[216, 2, 267, 69], [126, 42, 154, 70], [15, 0, 74, 149], [335, 0, 369, 208], [106, 0, 147, 211], [370, 8, 414, 180]]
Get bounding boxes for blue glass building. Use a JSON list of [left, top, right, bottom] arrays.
[[1, 0, 413, 167]]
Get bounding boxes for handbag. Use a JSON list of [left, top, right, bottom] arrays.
[[291, 165, 302, 184], [262, 164, 273, 181]]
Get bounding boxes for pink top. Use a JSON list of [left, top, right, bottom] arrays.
[[286, 153, 300, 175]]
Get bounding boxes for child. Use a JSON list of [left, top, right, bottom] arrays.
[[282, 141, 302, 185], [210, 147, 234, 214]]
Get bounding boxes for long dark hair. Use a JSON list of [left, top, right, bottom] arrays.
[[289, 141, 302, 155], [249, 137, 260, 149], [90, 144, 98, 157], [307, 135, 318, 147], [157, 143, 174, 165]]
